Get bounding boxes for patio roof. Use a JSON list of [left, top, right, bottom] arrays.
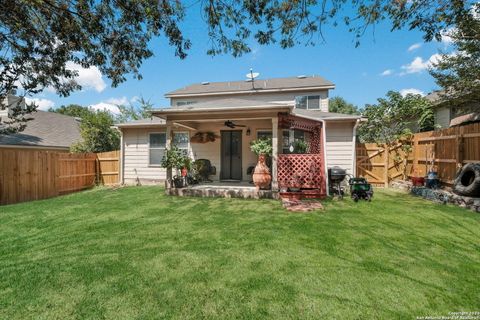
[[292, 108, 363, 121], [116, 117, 166, 128]]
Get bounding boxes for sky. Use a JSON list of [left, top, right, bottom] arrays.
[[26, 4, 454, 113]]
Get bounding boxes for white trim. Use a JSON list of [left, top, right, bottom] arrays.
[[165, 86, 335, 98], [120, 129, 124, 184], [152, 105, 292, 116], [320, 119, 329, 196], [148, 132, 167, 166], [352, 119, 361, 177]]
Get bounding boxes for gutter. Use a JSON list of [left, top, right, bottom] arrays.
[[319, 118, 330, 196], [352, 118, 361, 177]]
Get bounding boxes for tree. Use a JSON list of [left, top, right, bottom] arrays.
[[357, 91, 434, 144], [1, 0, 473, 133], [116, 97, 154, 123], [430, 3, 480, 102], [52, 105, 119, 153], [328, 97, 360, 115]]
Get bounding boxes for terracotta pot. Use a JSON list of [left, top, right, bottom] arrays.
[[411, 176, 425, 187], [252, 154, 271, 190]]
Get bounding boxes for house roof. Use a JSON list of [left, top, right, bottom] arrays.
[[0, 111, 82, 149], [116, 117, 166, 128], [157, 98, 294, 111], [165, 75, 335, 98], [292, 108, 363, 121]]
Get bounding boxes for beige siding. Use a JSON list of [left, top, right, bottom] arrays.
[[171, 90, 329, 112], [123, 128, 167, 185], [325, 121, 356, 175], [122, 120, 273, 183], [434, 106, 451, 129]]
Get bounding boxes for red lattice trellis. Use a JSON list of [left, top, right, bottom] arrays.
[[277, 154, 326, 192], [278, 113, 323, 153]]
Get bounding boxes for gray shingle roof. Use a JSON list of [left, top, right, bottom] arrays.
[[293, 108, 362, 121], [165, 75, 335, 97], [116, 117, 166, 128], [0, 111, 82, 149], [163, 98, 293, 110]]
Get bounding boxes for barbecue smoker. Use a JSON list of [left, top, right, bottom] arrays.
[[328, 166, 347, 198]]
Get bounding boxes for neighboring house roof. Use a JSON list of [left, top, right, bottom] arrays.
[[293, 108, 363, 121], [0, 111, 81, 149], [165, 75, 335, 98], [116, 117, 166, 128]]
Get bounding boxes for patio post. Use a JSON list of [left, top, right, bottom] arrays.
[[271, 117, 279, 191], [165, 122, 172, 189]]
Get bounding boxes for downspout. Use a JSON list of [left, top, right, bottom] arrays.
[[119, 128, 125, 185], [320, 119, 329, 196], [352, 119, 361, 177]]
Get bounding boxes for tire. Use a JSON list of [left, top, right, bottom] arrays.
[[453, 163, 480, 197], [353, 194, 359, 202]]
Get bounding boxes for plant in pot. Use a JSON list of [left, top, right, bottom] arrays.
[[161, 146, 186, 188], [250, 138, 273, 191], [181, 156, 192, 177], [293, 140, 308, 154]]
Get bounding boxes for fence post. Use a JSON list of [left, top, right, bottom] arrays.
[[412, 135, 419, 177], [95, 155, 100, 185], [456, 133, 464, 170], [383, 144, 389, 188]]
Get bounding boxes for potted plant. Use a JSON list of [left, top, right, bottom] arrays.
[[181, 156, 192, 177], [250, 138, 273, 190], [161, 146, 186, 188], [293, 140, 308, 154]]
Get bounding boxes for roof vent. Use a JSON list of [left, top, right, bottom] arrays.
[[297, 75, 307, 79], [201, 81, 210, 85]]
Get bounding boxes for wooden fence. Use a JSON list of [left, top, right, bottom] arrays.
[[0, 148, 120, 205], [356, 122, 480, 187], [96, 150, 120, 185]]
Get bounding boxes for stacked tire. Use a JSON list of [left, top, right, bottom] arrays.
[[453, 163, 480, 197]]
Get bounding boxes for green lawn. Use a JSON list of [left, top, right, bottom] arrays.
[[0, 187, 479, 319]]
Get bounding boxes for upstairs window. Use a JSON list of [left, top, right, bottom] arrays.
[[295, 95, 320, 110], [149, 133, 166, 165]]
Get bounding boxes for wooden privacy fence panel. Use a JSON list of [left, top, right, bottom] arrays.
[[0, 148, 120, 205], [96, 150, 120, 185], [356, 122, 480, 187]]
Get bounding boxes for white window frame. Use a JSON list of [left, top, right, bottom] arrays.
[[149, 132, 167, 167], [173, 131, 190, 156], [256, 129, 272, 140], [295, 95, 321, 110]]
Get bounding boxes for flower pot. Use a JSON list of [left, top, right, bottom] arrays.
[[252, 154, 271, 190], [411, 176, 425, 187]]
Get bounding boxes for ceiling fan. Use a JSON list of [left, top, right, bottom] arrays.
[[224, 120, 247, 129]]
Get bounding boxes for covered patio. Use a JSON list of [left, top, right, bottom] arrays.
[[152, 99, 327, 199]]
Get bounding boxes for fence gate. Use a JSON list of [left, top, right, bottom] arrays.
[[356, 143, 410, 187]]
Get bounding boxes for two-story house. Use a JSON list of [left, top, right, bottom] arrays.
[[117, 75, 362, 196]]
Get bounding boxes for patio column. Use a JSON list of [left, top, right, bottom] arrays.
[[271, 117, 279, 191], [165, 121, 172, 189]]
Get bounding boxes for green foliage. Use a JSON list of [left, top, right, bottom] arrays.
[[161, 145, 189, 170], [358, 91, 434, 144], [430, 3, 480, 103], [250, 138, 273, 156], [293, 140, 308, 154], [329, 97, 360, 115], [53, 105, 119, 153], [116, 97, 155, 123], [1, 0, 473, 132]]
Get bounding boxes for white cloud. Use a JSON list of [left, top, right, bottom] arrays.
[[380, 69, 393, 76], [400, 54, 442, 75], [400, 88, 425, 97], [440, 28, 455, 44], [89, 97, 129, 114], [408, 43, 422, 52], [66, 61, 106, 92], [25, 97, 55, 111]]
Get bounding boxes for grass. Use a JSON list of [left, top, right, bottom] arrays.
[[0, 187, 479, 319]]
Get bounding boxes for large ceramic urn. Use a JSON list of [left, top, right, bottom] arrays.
[[252, 154, 271, 190]]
